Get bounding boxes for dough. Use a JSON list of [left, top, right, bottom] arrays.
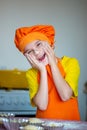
[[24, 125, 43, 130], [24, 125, 38, 130], [29, 118, 43, 124]]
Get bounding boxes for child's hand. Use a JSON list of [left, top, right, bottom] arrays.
[[24, 53, 45, 71], [43, 42, 57, 66]]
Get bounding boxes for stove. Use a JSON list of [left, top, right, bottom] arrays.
[[0, 89, 36, 116]]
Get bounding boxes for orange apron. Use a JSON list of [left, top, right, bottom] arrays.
[[36, 60, 80, 120]]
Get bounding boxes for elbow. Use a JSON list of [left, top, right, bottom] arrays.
[[60, 90, 73, 101], [38, 103, 48, 111], [61, 94, 71, 101], [33, 97, 48, 111], [61, 97, 69, 101]]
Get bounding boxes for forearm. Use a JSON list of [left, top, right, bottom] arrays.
[[50, 63, 73, 101], [33, 68, 48, 110]]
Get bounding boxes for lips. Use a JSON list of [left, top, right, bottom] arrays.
[[38, 53, 46, 61]]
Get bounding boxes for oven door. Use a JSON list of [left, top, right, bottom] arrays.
[[0, 89, 36, 117]]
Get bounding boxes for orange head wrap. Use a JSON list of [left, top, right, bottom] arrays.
[[14, 24, 55, 52]]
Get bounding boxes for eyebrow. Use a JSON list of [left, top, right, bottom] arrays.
[[23, 40, 41, 54], [35, 40, 41, 44], [23, 50, 29, 54]]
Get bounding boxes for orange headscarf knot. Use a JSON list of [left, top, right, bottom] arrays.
[[14, 24, 55, 52]]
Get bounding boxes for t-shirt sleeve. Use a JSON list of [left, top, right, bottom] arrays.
[[61, 56, 80, 96], [26, 68, 39, 106]]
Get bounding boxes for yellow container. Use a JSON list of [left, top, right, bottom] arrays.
[[0, 69, 28, 89]]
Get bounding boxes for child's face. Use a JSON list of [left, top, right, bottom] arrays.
[[23, 40, 49, 66]]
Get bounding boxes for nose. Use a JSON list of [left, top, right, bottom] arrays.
[[34, 50, 39, 55]]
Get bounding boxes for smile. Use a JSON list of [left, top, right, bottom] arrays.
[[38, 53, 46, 61]]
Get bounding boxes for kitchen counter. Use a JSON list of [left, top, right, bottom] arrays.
[[0, 117, 87, 130]]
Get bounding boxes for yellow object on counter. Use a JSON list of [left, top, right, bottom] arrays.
[[0, 69, 28, 89]]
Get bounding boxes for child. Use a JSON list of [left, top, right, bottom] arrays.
[[14, 24, 80, 120]]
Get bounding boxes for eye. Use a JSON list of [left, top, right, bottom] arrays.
[[27, 50, 33, 54], [24, 50, 33, 55], [37, 42, 41, 47]]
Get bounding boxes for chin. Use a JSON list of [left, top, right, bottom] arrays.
[[42, 61, 49, 66], [39, 56, 48, 66], [44, 63, 48, 66]]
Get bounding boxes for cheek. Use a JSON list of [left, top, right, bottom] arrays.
[[41, 48, 45, 53], [30, 53, 37, 60]]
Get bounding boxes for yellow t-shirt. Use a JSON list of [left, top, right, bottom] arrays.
[[26, 56, 80, 106]]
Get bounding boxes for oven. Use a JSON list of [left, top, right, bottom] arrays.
[[0, 69, 36, 117], [0, 89, 36, 117]]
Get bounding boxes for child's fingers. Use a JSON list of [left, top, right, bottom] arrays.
[[43, 44, 54, 56], [43, 46, 49, 56], [25, 54, 34, 65]]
